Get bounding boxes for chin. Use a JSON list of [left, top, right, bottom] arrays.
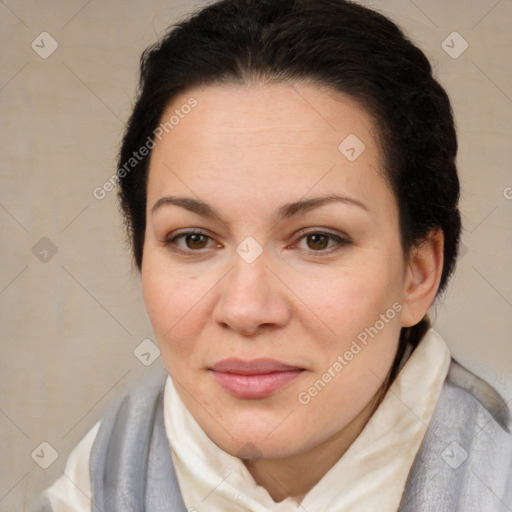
[[192, 407, 291, 456], [213, 411, 328, 462], [216, 432, 303, 461]]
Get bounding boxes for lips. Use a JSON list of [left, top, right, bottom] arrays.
[[210, 358, 303, 374], [209, 358, 305, 399]]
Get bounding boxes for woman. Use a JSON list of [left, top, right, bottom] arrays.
[[32, 0, 512, 510]]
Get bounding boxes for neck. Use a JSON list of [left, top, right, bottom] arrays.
[[243, 382, 388, 503]]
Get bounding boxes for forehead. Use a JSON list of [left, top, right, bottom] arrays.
[[147, 81, 394, 218], [156, 80, 379, 151]]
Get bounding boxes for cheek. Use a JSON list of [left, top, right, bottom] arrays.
[[140, 252, 208, 359], [300, 261, 403, 343], [296, 256, 404, 400], [295, 275, 402, 429]]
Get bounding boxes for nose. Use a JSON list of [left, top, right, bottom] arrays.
[[212, 250, 291, 336]]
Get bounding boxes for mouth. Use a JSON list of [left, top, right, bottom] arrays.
[[209, 358, 305, 399]]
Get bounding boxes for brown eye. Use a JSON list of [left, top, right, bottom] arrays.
[[295, 230, 351, 256], [185, 233, 209, 250], [306, 233, 330, 250], [164, 230, 216, 253]]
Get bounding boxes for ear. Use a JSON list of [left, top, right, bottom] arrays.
[[400, 227, 444, 328]]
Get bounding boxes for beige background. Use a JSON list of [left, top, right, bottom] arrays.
[[1, 0, 511, 510]]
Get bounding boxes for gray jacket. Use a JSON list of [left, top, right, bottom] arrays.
[[33, 361, 512, 511]]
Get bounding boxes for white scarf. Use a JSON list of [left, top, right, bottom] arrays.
[[164, 327, 451, 511]]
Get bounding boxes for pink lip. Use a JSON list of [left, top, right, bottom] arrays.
[[209, 358, 304, 399]]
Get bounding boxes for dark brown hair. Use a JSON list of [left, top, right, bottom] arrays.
[[117, 0, 461, 379]]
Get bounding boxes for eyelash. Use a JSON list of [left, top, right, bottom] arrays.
[[164, 229, 351, 257]]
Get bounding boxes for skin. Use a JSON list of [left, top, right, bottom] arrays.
[[141, 81, 444, 503]]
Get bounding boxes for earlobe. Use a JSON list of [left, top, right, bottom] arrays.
[[400, 228, 444, 328]]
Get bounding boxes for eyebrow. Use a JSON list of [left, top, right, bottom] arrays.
[[151, 194, 369, 225]]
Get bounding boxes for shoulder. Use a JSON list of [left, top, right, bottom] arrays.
[[90, 364, 169, 469], [30, 367, 169, 512], [445, 358, 510, 433], [89, 366, 172, 508], [399, 359, 512, 511], [30, 421, 101, 512], [435, 358, 512, 472], [93, 365, 168, 432]]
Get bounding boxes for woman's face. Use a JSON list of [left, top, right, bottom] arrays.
[[142, 81, 411, 459]]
